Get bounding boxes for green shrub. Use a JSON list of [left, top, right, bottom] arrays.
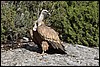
[[1, 1, 99, 47]]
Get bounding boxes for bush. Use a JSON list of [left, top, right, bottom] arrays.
[[1, 1, 99, 47]]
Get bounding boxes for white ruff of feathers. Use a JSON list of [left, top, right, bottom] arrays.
[[33, 12, 44, 31], [33, 21, 38, 31]]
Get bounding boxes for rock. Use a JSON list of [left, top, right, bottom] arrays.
[[94, 56, 99, 60], [1, 43, 99, 66]]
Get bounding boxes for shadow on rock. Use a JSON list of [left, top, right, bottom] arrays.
[[21, 42, 67, 54], [21, 43, 42, 53]]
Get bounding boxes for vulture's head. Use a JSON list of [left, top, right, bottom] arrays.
[[41, 10, 51, 18], [34, 10, 51, 31], [38, 10, 51, 21]]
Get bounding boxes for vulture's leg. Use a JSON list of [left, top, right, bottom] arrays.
[[41, 41, 49, 54]]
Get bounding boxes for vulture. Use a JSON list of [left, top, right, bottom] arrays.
[[29, 10, 66, 54]]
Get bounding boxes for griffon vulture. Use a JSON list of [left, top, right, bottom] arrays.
[[29, 10, 66, 54]]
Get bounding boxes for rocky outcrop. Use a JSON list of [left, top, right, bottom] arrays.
[[1, 42, 99, 66]]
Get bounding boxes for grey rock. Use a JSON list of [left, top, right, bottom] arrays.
[[1, 43, 99, 66]]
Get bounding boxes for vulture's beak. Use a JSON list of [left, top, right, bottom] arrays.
[[48, 12, 51, 16]]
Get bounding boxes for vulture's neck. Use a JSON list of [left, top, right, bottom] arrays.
[[37, 13, 45, 26]]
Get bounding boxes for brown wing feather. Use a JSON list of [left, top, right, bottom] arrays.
[[37, 24, 65, 51]]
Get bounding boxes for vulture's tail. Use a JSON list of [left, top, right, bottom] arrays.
[[48, 41, 66, 54]]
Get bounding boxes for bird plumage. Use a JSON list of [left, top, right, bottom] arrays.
[[30, 10, 66, 54]]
